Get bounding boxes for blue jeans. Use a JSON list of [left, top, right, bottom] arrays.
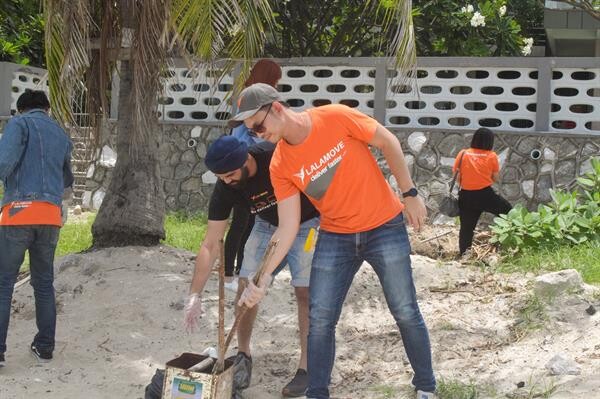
[[0, 225, 60, 354], [241, 217, 319, 287], [306, 213, 435, 398]]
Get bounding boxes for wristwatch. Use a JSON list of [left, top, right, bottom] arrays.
[[402, 187, 418, 198]]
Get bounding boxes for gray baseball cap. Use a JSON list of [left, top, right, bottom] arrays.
[[228, 83, 282, 128]]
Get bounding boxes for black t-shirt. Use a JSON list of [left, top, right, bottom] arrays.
[[208, 142, 319, 226]]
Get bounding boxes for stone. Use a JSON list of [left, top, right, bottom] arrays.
[[81, 191, 92, 210], [545, 353, 581, 376], [437, 134, 463, 157], [407, 132, 427, 153], [581, 142, 599, 157], [98, 145, 117, 168], [188, 193, 205, 210], [543, 148, 556, 161], [556, 140, 578, 157], [190, 126, 203, 138], [555, 159, 576, 185], [73, 205, 82, 215], [515, 136, 541, 157], [497, 148, 509, 167], [92, 190, 105, 210], [521, 161, 538, 179], [86, 164, 95, 179], [416, 148, 437, 171], [580, 158, 593, 175], [202, 171, 217, 184], [540, 163, 553, 173], [174, 163, 193, 180], [178, 193, 190, 207], [522, 180, 534, 199], [180, 177, 202, 192], [534, 269, 584, 297], [93, 167, 105, 183], [195, 142, 207, 158], [82, 261, 101, 276], [535, 174, 553, 203], [163, 180, 179, 195], [502, 166, 520, 182], [165, 195, 177, 210], [181, 149, 197, 164], [501, 183, 521, 199], [440, 156, 454, 167]]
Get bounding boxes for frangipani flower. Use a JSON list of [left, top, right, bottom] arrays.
[[470, 11, 486, 27]]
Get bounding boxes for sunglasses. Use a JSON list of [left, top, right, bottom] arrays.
[[248, 104, 272, 137]]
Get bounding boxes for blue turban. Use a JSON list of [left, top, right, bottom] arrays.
[[205, 135, 249, 174]]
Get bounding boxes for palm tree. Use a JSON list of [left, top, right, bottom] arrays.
[[43, 0, 416, 248]]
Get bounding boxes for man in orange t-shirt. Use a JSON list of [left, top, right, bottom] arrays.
[[0, 91, 73, 367], [228, 83, 435, 399]]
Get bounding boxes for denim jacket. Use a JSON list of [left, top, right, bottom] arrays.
[[0, 109, 73, 207]]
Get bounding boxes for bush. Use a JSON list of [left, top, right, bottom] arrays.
[[491, 158, 600, 252]]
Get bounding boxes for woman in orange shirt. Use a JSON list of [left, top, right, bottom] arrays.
[[453, 128, 512, 255]]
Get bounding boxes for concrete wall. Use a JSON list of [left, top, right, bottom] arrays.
[[83, 123, 600, 220]]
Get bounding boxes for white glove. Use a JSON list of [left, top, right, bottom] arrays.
[[183, 293, 203, 333], [238, 274, 273, 309]]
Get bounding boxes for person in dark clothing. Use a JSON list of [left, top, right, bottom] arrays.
[[453, 128, 512, 255], [224, 59, 283, 288], [183, 136, 318, 398]]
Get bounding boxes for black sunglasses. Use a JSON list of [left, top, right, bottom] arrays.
[[248, 104, 272, 137]]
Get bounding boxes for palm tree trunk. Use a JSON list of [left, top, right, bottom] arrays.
[[91, 59, 165, 247]]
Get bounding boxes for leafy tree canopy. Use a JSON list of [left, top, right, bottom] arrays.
[[0, 0, 44, 65]]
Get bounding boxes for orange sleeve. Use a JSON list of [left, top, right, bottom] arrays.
[[269, 147, 299, 202], [336, 105, 378, 143]]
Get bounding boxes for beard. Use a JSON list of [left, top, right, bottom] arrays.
[[227, 166, 250, 189]]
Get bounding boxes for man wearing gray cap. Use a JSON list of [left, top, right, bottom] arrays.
[[184, 135, 319, 397], [230, 83, 436, 399]]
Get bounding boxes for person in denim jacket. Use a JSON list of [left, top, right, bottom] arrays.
[[0, 90, 73, 367]]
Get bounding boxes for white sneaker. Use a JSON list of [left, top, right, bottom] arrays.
[[416, 390, 436, 399], [224, 277, 238, 292]]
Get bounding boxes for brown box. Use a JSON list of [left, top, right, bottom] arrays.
[[161, 353, 233, 399]]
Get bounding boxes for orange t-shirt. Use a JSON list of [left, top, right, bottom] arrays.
[[0, 201, 62, 226], [270, 104, 403, 233], [453, 148, 499, 190]]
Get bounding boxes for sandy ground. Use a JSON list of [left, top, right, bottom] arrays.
[[1, 238, 600, 398]]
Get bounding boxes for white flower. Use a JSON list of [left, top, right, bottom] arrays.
[[499, 5, 507, 16], [523, 37, 534, 46], [521, 45, 532, 56], [461, 6, 467, 12], [467, 4, 474, 12], [470, 12, 486, 27]]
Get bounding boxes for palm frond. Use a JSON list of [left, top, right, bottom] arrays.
[[368, 0, 417, 89]]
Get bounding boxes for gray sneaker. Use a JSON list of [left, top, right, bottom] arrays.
[[232, 352, 252, 398], [416, 390, 437, 399]]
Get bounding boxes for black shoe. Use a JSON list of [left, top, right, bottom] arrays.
[[232, 352, 252, 394], [30, 344, 52, 363], [0, 353, 5, 367], [281, 368, 308, 397]]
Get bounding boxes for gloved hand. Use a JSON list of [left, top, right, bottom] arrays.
[[238, 274, 273, 309], [183, 293, 203, 333]]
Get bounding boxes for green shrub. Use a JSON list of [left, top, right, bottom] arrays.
[[491, 158, 600, 251]]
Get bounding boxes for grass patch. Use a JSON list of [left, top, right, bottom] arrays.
[[370, 384, 398, 399], [510, 294, 548, 341], [56, 214, 95, 257], [436, 378, 486, 399], [497, 241, 600, 284], [162, 212, 207, 252]]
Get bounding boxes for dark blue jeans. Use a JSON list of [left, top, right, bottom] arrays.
[[306, 213, 435, 398], [0, 225, 60, 354]]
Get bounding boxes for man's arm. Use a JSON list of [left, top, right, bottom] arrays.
[[369, 124, 427, 230], [238, 193, 301, 308], [0, 119, 27, 180], [189, 219, 229, 295]]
